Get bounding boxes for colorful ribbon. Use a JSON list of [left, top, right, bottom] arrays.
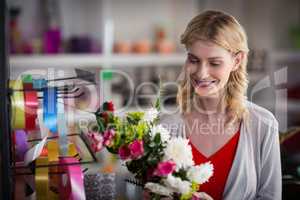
[[47, 140, 59, 162], [59, 157, 86, 200], [33, 79, 47, 89], [22, 74, 33, 83], [68, 143, 79, 158], [23, 83, 38, 130], [49, 165, 60, 200], [57, 100, 68, 156], [14, 175, 26, 199], [10, 80, 26, 129], [43, 87, 58, 135], [48, 140, 60, 200], [14, 130, 29, 162], [35, 157, 49, 200]]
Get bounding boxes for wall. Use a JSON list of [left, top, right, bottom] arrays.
[[10, 0, 199, 50], [11, 0, 300, 50], [198, 0, 300, 50]]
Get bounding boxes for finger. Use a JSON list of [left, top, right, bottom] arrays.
[[198, 192, 214, 200]]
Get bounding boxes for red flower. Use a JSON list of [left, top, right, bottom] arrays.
[[107, 101, 114, 112], [146, 167, 155, 180], [118, 145, 131, 160], [102, 101, 114, 112], [100, 112, 109, 124]]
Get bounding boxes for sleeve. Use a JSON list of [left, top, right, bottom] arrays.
[[255, 118, 282, 200]]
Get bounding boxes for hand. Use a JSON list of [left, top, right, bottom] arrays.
[[142, 190, 172, 200], [192, 192, 214, 200], [142, 190, 150, 200]]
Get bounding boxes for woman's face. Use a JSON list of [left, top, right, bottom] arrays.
[[185, 40, 240, 97]]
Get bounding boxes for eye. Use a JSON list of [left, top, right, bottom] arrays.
[[210, 62, 221, 67], [187, 56, 199, 64]]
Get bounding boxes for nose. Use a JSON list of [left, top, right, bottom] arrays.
[[194, 63, 209, 78]]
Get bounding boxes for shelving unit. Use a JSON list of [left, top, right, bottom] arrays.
[[254, 50, 300, 131], [268, 51, 300, 62], [10, 53, 186, 68]]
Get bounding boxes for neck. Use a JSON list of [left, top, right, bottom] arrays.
[[192, 92, 226, 116]]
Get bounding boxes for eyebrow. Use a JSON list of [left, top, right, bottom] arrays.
[[187, 53, 223, 60]]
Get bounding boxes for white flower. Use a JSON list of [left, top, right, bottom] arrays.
[[164, 175, 191, 194], [143, 108, 159, 123], [187, 162, 214, 184], [144, 182, 173, 196], [163, 137, 194, 169], [150, 124, 170, 143]]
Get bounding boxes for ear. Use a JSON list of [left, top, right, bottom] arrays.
[[232, 51, 244, 71]]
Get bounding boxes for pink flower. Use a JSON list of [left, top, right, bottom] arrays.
[[91, 142, 103, 152], [118, 145, 131, 160], [88, 132, 103, 142], [87, 132, 104, 152], [153, 161, 176, 176], [103, 129, 115, 146], [128, 140, 144, 159]]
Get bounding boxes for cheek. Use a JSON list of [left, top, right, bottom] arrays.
[[212, 65, 232, 82], [185, 64, 196, 74]]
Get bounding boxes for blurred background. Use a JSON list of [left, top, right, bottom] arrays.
[[7, 0, 300, 199]]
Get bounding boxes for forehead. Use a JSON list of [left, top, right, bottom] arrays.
[[187, 40, 229, 58]]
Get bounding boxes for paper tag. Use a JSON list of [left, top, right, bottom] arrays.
[[24, 136, 47, 166]]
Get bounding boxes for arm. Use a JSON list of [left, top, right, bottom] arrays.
[[256, 118, 282, 200]]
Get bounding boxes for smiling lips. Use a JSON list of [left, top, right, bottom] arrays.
[[193, 79, 217, 88]]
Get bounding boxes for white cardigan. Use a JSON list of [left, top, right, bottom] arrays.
[[160, 101, 282, 200]]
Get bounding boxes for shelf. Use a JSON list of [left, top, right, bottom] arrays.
[[268, 50, 300, 62], [254, 99, 300, 112], [9, 53, 186, 69], [248, 71, 267, 82]]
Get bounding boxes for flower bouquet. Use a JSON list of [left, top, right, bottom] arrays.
[[87, 99, 213, 200]]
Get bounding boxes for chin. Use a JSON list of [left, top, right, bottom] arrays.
[[194, 89, 213, 96], [194, 87, 220, 98]]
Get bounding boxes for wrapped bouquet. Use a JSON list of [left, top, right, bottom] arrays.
[[88, 99, 213, 200]]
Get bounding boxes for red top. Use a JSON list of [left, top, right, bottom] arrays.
[[189, 130, 240, 200]]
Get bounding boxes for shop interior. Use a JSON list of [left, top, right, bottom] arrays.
[[2, 0, 300, 199]]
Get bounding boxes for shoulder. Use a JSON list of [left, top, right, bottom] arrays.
[[244, 101, 279, 150], [245, 100, 278, 128]]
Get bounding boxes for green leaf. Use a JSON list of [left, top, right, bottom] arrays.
[[96, 118, 106, 132], [173, 169, 189, 181], [106, 146, 119, 154], [153, 133, 161, 144], [154, 76, 162, 112], [126, 112, 144, 125], [136, 122, 148, 139]]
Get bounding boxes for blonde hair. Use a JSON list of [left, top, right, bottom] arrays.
[[177, 10, 249, 123]]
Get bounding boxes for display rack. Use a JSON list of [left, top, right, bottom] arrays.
[[0, 3, 101, 199], [10, 53, 186, 69]]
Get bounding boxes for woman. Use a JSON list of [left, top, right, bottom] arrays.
[[161, 10, 282, 200]]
